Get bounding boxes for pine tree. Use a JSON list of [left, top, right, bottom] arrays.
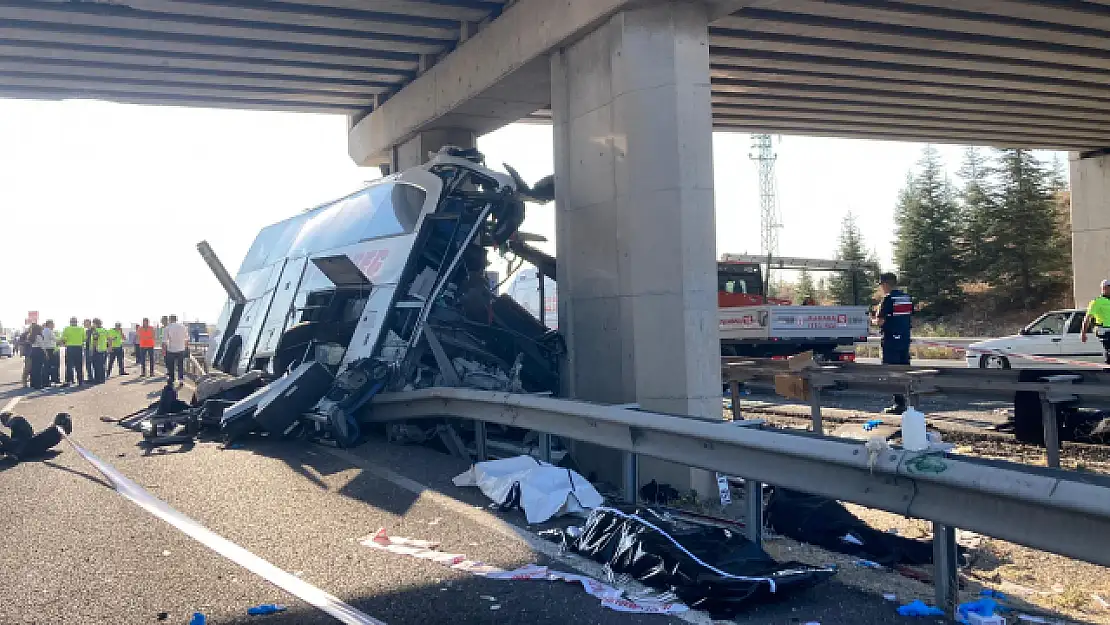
[[957, 147, 996, 282], [829, 212, 877, 305], [893, 146, 964, 311], [796, 268, 816, 304], [987, 149, 1069, 307]]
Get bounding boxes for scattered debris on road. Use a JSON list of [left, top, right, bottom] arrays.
[[363, 528, 689, 615], [452, 455, 602, 523]]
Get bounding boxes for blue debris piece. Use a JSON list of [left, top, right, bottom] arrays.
[[897, 600, 945, 618], [958, 598, 1000, 623], [979, 589, 1009, 601], [189, 614, 207, 625], [862, 419, 884, 431], [247, 604, 287, 616], [854, 558, 883, 569]]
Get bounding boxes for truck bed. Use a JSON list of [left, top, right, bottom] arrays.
[[719, 305, 870, 343]]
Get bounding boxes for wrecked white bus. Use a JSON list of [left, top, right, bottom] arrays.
[[201, 147, 562, 421]]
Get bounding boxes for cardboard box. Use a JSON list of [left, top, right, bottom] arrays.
[[787, 350, 815, 372], [775, 374, 811, 401]]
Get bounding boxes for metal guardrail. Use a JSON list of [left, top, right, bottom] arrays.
[[862, 336, 986, 348], [723, 359, 1110, 469], [368, 386, 1110, 614]]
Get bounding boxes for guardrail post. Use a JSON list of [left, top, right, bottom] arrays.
[[473, 421, 487, 462], [1039, 393, 1061, 469], [744, 479, 762, 545], [622, 452, 638, 504], [808, 386, 823, 435], [933, 522, 959, 617], [538, 432, 552, 463], [729, 380, 743, 420]]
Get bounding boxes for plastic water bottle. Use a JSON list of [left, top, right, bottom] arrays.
[[901, 406, 928, 451]]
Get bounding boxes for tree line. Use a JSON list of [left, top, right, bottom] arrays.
[[893, 146, 1070, 313], [790, 146, 1071, 314]]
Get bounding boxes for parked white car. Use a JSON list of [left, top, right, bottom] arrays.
[[0, 336, 12, 358], [966, 309, 1104, 369]]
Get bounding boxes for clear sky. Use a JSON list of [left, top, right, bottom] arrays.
[[0, 99, 1065, 332]]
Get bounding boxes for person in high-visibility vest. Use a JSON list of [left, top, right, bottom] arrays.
[[1081, 279, 1110, 364], [105, 322, 129, 378], [90, 318, 109, 384], [60, 316, 86, 387], [82, 319, 95, 382], [136, 318, 157, 377]]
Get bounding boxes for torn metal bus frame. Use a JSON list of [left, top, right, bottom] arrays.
[[201, 147, 562, 407]]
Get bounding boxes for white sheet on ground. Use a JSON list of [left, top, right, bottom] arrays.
[[452, 455, 603, 524]]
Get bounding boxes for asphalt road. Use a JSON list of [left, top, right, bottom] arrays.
[[0, 355, 933, 625]]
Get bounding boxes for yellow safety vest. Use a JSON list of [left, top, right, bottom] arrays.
[[93, 328, 110, 352], [108, 328, 124, 349], [61, 325, 86, 347]]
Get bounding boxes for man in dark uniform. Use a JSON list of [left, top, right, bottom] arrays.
[[873, 272, 913, 414]]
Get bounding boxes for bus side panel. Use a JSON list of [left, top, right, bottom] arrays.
[[254, 257, 309, 359], [340, 286, 398, 366], [232, 264, 282, 373]]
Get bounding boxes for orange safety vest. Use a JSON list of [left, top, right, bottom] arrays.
[[137, 326, 156, 348]]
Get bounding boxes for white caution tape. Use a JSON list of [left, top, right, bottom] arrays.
[[362, 528, 689, 615], [911, 338, 1110, 370], [59, 430, 385, 625]]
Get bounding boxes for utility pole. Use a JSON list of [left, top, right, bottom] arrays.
[[750, 134, 782, 295]]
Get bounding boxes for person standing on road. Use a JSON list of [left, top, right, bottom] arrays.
[[90, 318, 109, 384], [106, 322, 129, 378], [42, 320, 60, 386], [18, 328, 32, 387], [82, 319, 95, 383], [1080, 279, 1110, 364], [873, 272, 913, 415], [60, 317, 86, 387], [28, 323, 47, 390], [136, 318, 156, 377], [164, 315, 189, 388]]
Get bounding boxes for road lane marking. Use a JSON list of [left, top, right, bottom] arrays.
[[58, 431, 386, 625], [2, 397, 21, 413]]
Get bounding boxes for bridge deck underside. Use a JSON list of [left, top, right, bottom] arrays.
[[3, 0, 1110, 150]]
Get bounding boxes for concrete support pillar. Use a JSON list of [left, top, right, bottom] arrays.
[[392, 128, 476, 172], [1070, 152, 1110, 306], [551, 1, 720, 497]]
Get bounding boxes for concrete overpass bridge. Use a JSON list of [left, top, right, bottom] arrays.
[[5, 0, 1110, 490]]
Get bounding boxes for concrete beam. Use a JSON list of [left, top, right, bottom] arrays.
[[1070, 152, 1110, 306], [0, 59, 392, 96], [119, 0, 461, 40], [0, 41, 410, 84], [711, 51, 1110, 105], [0, 85, 353, 114], [712, 96, 1110, 135], [733, 0, 1110, 51], [710, 29, 1110, 87], [0, 24, 418, 71], [887, 0, 1110, 34], [0, 5, 448, 55], [715, 12, 1110, 73], [709, 73, 1110, 124], [0, 71, 371, 108], [243, 0, 500, 23], [348, 0, 638, 166]]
